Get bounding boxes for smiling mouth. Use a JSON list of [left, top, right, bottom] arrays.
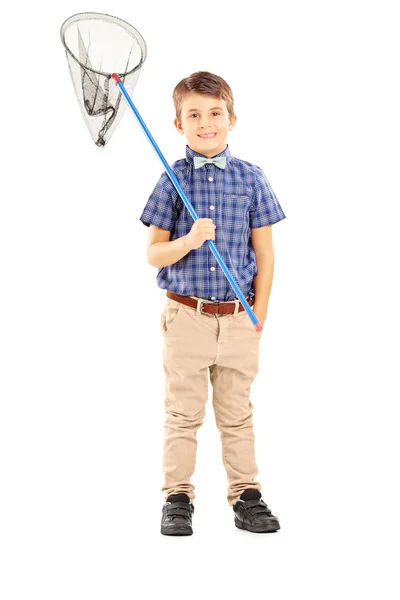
[[198, 133, 217, 139]]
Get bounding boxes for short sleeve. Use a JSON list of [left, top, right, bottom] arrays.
[[139, 172, 178, 230], [249, 168, 286, 228]]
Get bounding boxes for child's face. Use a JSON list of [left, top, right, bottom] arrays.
[[174, 93, 236, 157]]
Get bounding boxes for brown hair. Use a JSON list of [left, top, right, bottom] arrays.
[[173, 71, 235, 120]]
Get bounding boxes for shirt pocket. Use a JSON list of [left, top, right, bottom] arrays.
[[222, 194, 252, 236]]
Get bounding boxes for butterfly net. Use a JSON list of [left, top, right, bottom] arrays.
[[60, 12, 147, 147]]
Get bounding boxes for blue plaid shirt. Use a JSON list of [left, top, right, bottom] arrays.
[[139, 145, 286, 302]]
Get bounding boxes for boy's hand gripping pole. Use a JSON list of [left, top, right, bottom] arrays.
[[112, 74, 262, 332]]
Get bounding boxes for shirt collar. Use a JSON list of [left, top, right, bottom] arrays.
[[185, 145, 232, 166]]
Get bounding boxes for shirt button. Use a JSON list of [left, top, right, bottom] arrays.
[[210, 205, 215, 210], [208, 177, 213, 182], [211, 296, 216, 301], [210, 267, 215, 271]]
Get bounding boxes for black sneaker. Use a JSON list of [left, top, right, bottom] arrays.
[[161, 494, 194, 536], [233, 495, 280, 533]]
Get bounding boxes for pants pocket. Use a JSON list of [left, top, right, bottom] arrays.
[[160, 300, 183, 336]]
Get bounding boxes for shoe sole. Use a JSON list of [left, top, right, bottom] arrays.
[[235, 517, 280, 533], [161, 527, 193, 536]]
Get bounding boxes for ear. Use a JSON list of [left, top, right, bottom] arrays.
[[174, 117, 184, 134], [229, 114, 237, 130]]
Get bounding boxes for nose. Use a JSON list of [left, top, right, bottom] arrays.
[[199, 116, 210, 128]]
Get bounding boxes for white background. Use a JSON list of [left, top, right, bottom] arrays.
[[1, 1, 399, 598]]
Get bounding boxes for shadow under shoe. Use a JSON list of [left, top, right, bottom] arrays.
[[233, 498, 280, 533], [161, 495, 194, 536]]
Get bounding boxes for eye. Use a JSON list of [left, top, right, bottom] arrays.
[[212, 112, 220, 116], [190, 113, 199, 118]]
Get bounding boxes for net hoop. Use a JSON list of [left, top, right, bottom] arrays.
[[60, 12, 147, 79]]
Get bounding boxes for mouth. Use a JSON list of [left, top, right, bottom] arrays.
[[198, 133, 217, 139]]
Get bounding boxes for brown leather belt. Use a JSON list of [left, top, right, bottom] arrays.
[[166, 291, 254, 315]]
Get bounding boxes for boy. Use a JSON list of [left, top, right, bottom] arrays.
[[139, 72, 286, 535]]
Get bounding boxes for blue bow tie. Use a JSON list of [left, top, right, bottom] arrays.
[[193, 156, 227, 170]]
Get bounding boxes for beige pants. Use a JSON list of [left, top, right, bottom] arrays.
[[160, 294, 262, 506]]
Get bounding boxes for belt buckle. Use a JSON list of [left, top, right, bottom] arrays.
[[200, 301, 212, 314], [199, 300, 219, 313]]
